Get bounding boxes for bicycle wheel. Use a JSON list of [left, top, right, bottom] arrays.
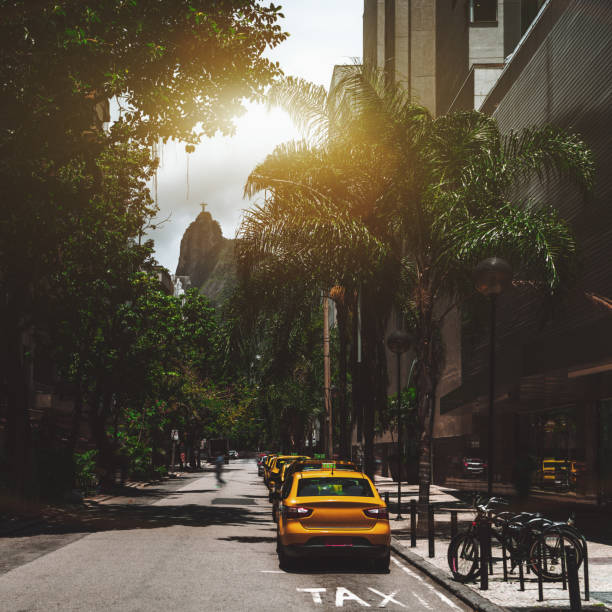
[[528, 529, 583, 581], [448, 533, 479, 582]]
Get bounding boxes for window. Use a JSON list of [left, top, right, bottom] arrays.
[[470, 0, 497, 23], [296, 477, 374, 498]]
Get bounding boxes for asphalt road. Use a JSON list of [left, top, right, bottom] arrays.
[[0, 460, 472, 611]]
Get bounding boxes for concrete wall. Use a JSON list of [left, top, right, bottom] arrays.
[[469, 1, 505, 65], [362, 0, 386, 70], [435, 0, 470, 115], [394, 0, 410, 89], [474, 64, 504, 109], [409, 0, 437, 112]]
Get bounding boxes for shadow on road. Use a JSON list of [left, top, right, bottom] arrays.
[[282, 557, 389, 575], [3, 501, 269, 538], [218, 535, 277, 543]]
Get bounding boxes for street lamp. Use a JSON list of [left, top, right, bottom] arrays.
[[386, 329, 412, 520], [474, 257, 512, 496]]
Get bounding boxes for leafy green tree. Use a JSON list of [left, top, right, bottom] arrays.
[[225, 272, 327, 453], [0, 0, 287, 497]]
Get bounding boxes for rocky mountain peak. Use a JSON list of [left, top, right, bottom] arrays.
[[175, 204, 236, 305]]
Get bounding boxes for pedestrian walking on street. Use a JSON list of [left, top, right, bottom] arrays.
[[215, 454, 226, 486]]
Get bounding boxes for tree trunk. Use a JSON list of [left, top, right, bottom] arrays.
[[336, 300, 350, 458], [68, 385, 83, 455], [415, 298, 438, 534], [359, 286, 390, 480], [349, 293, 363, 454], [90, 392, 115, 490], [5, 321, 33, 501]]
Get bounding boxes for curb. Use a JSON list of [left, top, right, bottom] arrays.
[[391, 538, 507, 612]]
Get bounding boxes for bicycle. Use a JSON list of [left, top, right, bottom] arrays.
[[447, 497, 584, 583]]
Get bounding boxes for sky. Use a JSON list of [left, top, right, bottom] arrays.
[[147, 1, 364, 272]]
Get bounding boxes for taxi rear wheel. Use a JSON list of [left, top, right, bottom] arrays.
[[372, 551, 390, 573], [278, 544, 294, 571]]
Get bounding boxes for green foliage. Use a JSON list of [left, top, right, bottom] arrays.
[[1, 1, 289, 495], [0, 0, 287, 145], [74, 450, 99, 491]]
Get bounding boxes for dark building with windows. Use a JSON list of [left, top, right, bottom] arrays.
[[362, 0, 612, 502], [436, 0, 612, 503]]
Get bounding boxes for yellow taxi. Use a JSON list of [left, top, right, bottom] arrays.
[[267, 455, 309, 499], [272, 459, 357, 522], [540, 458, 583, 488], [263, 454, 277, 485], [276, 469, 390, 571]]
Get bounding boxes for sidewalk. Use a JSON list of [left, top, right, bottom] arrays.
[[374, 476, 612, 610]]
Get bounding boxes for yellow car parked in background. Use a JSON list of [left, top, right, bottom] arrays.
[[540, 458, 583, 490], [267, 455, 309, 500], [263, 454, 277, 485], [276, 469, 390, 571]]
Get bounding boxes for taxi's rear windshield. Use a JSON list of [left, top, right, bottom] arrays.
[[297, 477, 373, 497]]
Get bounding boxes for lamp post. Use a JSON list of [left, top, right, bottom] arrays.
[[474, 257, 512, 496], [386, 329, 412, 520]]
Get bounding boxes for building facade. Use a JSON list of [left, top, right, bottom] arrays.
[[437, 0, 612, 503], [362, 0, 612, 502]]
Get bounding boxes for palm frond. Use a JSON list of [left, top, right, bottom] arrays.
[[267, 77, 330, 145], [447, 202, 576, 292], [501, 126, 594, 194]]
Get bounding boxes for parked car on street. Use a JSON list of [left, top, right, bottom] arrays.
[[267, 455, 310, 499], [271, 459, 357, 522], [228, 450, 239, 459], [276, 469, 390, 571], [257, 454, 268, 477], [461, 457, 486, 478]]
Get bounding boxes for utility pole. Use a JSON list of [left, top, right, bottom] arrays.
[[323, 294, 333, 458]]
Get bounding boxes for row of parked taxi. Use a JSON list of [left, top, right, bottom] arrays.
[[256, 453, 391, 571]]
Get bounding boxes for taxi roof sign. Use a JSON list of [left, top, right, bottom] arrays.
[[321, 462, 335, 470]]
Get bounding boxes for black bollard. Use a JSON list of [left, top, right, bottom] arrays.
[[478, 521, 489, 591], [450, 510, 458, 539], [582, 538, 590, 601], [428, 504, 435, 558], [518, 557, 525, 591], [489, 530, 494, 575], [410, 499, 417, 548], [560, 534, 567, 591], [537, 541, 544, 602], [566, 546, 582, 611], [384, 491, 390, 509], [501, 538, 508, 582]]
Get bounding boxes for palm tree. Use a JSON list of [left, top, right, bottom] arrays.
[[384, 110, 594, 518], [241, 68, 594, 525], [239, 138, 396, 465]]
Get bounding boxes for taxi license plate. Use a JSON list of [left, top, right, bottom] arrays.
[[325, 537, 352, 547]]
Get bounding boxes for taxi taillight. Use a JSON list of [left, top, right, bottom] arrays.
[[363, 507, 388, 519], [284, 506, 313, 519]]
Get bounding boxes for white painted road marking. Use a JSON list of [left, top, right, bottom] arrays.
[[260, 570, 285, 573], [391, 557, 462, 610], [335, 587, 371, 607], [297, 588, 326, 604], [367, 588, 406, 608]]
